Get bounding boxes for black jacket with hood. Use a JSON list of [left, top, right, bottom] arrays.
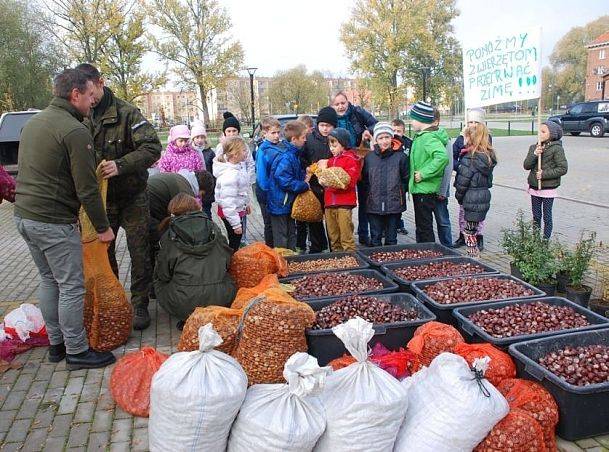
[[454, 151, 497, 222]]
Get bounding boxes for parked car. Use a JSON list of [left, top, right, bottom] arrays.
[[248, 114, 317, 157], [548, 100, 609, 137], [0, 110, 39, 175]]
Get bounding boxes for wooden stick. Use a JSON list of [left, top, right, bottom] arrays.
[[537, 97, 542, 190]]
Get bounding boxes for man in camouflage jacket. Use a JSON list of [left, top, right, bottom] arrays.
[[77, 64, 162, 330]]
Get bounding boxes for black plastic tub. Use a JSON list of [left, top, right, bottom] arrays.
[[381, 256, 499, 293], [356, 243, 459, 268], [509, 329, 609, 440], [306, 293, 436, 365], [285, 251, 369, 277], [411, 274, 545, 325], [280, 269, 398, 304], [453, 297, 609, 348]]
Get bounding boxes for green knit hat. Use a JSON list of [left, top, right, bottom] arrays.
[[409, 101, 435, 124]]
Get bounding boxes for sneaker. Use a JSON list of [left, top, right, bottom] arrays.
[[48, 343, 66, 363], [358, 237, 371, 247], [453, 233, 466, 248], [477, 235, 484, 252], [66, 349, 116, 371], [133, 306, 151, 331], [397, 228, 409, 235]]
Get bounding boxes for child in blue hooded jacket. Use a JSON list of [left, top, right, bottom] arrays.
[[268, 121, 311, 250]]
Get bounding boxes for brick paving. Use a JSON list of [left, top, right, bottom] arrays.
[[1, 135, 609, 451]]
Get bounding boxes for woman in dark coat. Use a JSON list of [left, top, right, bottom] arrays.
[[331, 91, 378, 246], [454, 123, 497, 257]]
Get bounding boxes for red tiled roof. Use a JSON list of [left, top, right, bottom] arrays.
[[590, 31, 609, 46]]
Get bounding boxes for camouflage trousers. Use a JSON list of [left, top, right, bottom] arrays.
[[106, 191, 152, 308]]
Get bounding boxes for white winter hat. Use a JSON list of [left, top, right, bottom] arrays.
[[468, 108, 486, 124]]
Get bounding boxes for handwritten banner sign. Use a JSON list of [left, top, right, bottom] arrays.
[[462, 27, 542, 108]]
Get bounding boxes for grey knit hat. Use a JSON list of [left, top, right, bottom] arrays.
[[329, 128, 351, 148], [373, 121, 394, 141], [543, 120, 563, 141]]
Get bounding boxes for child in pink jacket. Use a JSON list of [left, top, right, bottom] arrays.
[[157, 125, 204, 173]]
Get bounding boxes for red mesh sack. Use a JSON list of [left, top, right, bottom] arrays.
[[328, 354, 357, 371], [407, 321, 465, 367], [475, 408, 546, 452], [369, 343, 421, 378], [454, 343, 517, 386], [231, 274, 281, 309], [497, 378, 559, 451], [229, 243, 288, 289], [177, 306, 241, 354], [110, 347, 169, 417]]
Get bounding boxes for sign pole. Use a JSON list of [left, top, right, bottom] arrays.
[[537, 33, 543, 190]]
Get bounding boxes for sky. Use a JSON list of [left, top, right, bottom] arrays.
[[202, 0, 609, 78]]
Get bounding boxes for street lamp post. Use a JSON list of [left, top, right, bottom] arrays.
[[422, 67, 431, 102], [246, 67, 257, 133]]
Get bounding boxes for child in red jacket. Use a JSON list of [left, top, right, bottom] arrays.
[[320, 128, 362, 252]]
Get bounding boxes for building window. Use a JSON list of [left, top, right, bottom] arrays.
[[600, 49, 606, 60], [598, 82, 603, 91]]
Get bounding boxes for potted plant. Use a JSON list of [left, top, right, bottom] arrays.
[[554, 242, 571, 293], [500, 211, 540, 280], [518, 234, 558, 295], [563, 232, 597, 306]]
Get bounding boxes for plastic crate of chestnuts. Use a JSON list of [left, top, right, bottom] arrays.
[[305, 293, 436, 365], [284, 251, 369, 277], [509, 328, 609, 440], [356, 243, 458, 268], [410, 274, 545, 325], [452, 297, 609, 348]]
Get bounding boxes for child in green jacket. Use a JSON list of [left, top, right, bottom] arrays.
[[409, 101, 450, 243]]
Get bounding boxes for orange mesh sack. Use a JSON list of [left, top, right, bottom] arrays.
[[318, 166, 351, 190], [328, 354, 357, 371], [231, 274, 281, 310], [229, 243, 288, 289], [177, 306, 241, 354], [233, 292, 316, 385], [291, 190, 323, 222], [110, 347, 168, 417], [407, 321, 465, 367], [474, 408, 546, 452], [454, 343, 517, 387], [80, 165, 132, 352], [497, 378, 559, 451]]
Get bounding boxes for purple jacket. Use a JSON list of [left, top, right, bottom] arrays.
[[0, 165, 16, 204]]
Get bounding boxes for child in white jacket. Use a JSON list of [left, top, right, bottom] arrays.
[[213, 136, 251, 251]]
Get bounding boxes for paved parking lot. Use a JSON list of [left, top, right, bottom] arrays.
[[1, 135, 608, 451]]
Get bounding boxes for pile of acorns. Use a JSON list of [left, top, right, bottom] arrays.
[[290, 272, 384, 300], [312, 296, 419, 329], [468, 302, 590, 338], [422, 277, 535, 305], [288, 256, 360, 274], [539, 345, 609, 386]]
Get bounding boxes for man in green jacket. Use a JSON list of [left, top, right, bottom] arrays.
[[14, 69, 116, 370], [409, 101, 449, 243], [76, 63, 162, 330]]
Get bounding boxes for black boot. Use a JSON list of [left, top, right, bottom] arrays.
[[176, 320, 185, 331], [133, 305, 151, 331], [477, 235, 484, 252], [453, 233, 466, 248], [66, 349, 116, 370], [48, 343, 66, 363]]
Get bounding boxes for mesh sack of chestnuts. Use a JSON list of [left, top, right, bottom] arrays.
[[407, 321, 465, 367], [317, 166, 351, 190], [177, 306, 242, 354], [291, 190, 323, 223], [229, 243, 288, 289], [110, 347, 168, 417], [454, 343, 516, 387], [232, 292, 316, 385], [474, 408, 547, 452], [496, 378, 559, 451], [231, 274, 281, 310], [83, 241, 133, 352]]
